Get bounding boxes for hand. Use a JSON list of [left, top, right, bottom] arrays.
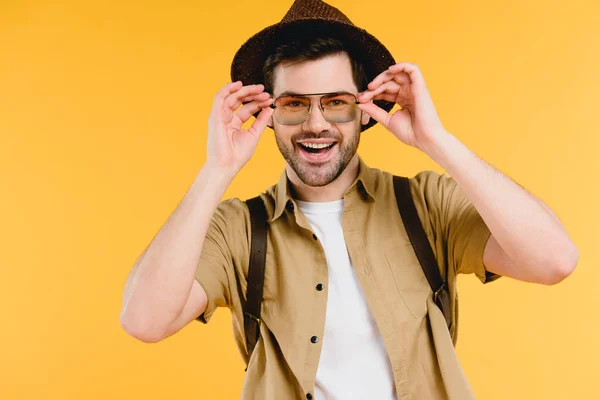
[[357, 62, 448, 150], [206, 81, 274, 174]]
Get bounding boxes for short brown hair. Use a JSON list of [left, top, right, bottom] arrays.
[[263, 36, 368, 95]]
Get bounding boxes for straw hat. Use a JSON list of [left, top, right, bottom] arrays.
[[230, 0, 396, 131]]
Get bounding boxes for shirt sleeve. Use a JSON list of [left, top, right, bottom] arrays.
[[195, 198, 247, 324], [415, 171, 501, 284]]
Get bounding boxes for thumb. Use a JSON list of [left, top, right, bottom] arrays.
[[357, 102, 391, 129], [248, 107, 275, 138]]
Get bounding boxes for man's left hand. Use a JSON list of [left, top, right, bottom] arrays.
[[357, 62, 448, 151]]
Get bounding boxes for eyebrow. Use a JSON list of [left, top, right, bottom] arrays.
[[278, 91, 302, 97], [277, 90, 354, 97]]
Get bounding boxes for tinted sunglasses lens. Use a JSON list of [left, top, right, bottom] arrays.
[[274, 96, 309, 125], [322, 93, 358, 123]]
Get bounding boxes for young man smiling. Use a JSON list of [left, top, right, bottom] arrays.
[[120, 1, 579, 399]]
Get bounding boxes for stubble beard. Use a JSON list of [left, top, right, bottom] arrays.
[[274, 127, 361, 187]]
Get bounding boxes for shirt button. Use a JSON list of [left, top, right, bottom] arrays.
[[310, 336, 319, 344], [286, 202, 294, 211], [316, 283, 324, 291], [306, 394, 313, 400]]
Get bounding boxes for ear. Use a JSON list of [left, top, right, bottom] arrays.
[[360, 110, 370, 126]]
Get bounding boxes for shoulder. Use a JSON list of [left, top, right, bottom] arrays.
[[380, 169, 458, 230], [211, 198, 249, 226], [370, 167, 452, 189], [406, 170, 460, 203], [375, 168, 453, 197], [408, 170, 450, 188], [210, 186, 278, 240], [206, 198, 251, 250]]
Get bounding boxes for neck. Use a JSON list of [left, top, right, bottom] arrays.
[[286, 154, 359, 202]]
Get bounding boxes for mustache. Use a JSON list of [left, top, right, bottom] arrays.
[[292, 132, 341, 142]]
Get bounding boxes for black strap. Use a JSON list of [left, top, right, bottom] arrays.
[[243, 196, 268, 368], [392, 176, 453, 334], [241, 177, 453, 369]]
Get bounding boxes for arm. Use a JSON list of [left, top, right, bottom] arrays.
[[120, 167, 234, 343], [357, 62, 578, 286], [420, 132, 578, 285], [120, 81, 274, 343]]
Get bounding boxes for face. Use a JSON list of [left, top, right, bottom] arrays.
[[269, 53, 370, 187]]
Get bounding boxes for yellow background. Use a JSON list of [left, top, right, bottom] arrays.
[[1, 0, 599, 398]]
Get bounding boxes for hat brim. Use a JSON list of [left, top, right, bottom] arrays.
[[231, 19, 396, 132]]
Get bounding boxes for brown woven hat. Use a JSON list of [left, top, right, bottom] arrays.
[[230, 0, 396, 131]]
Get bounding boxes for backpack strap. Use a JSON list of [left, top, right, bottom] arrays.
[[243, 196, 268, 368], [392, 176, 453, 335], [242, 177, 453, 365]]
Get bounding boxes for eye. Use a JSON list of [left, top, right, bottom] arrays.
[[279, 98, 309, 109], [324, 98, 349, 107]]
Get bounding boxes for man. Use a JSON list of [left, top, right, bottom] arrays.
[[120, 0, 578, 399]]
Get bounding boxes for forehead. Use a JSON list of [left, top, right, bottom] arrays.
[[272, 53, 357, 97]]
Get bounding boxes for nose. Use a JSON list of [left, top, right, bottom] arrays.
[[302, 100, 332, 133]]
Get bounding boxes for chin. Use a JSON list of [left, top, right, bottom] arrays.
[[276, 132, 360, 188], [292, 157, 347, 188]]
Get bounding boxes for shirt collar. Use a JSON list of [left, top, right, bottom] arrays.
[[354, 155, 377, 201], [270, 155, 377, 222], [271, 169, 295, 222]]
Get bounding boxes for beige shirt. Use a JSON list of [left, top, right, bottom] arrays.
[[195, 155, 500, 400]]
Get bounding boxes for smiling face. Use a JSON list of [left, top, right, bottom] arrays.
[[269, 52, 370, 187]]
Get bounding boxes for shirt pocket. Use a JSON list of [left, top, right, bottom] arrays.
[[384, 244, 431, 319]]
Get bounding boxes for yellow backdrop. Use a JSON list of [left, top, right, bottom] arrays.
[[1, 0, 598, 399]]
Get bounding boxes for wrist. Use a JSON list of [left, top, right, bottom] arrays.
[[201, 163, 238, 182], [189, 164, 237, 202], [417, 130, 454, 164]]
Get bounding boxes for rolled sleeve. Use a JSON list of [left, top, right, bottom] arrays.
[[195, 234, 231, 324], [443, 175, 501, 284], [415, 171, 501, 284], [458, 208, 500, 284], [194, 199, 246, 324]]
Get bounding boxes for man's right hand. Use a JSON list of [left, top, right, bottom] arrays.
[[206, 81, 274, 174], [121, 82, 275, 343]]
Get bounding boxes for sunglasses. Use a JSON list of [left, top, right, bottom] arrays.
[[270, 91, 360, 126]]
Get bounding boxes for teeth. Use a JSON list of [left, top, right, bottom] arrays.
[[300, 142, 334, 149]]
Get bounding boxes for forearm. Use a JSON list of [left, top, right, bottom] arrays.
[[120, 164, 235, 338], [419, 131, 578, 275]]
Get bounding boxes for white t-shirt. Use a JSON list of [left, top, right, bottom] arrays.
[[296, 199, 397, 400]]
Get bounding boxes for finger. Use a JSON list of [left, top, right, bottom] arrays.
[[368, 70, 411, 93], [225, 84, 266, 109], [214, 81, 243, 102], [391, 71, 412, 87], [366, 69, 397, 91], [357, 102, 391, 129], [370, 92, 398, 103], [239, 92, 271, 104], [224, 84, 267, 109], [212, 81, 243, 111], [359, 80, 401, 102], [248, 107, 275, 138], [388, 63, 426, 87], [373, 85, 414, 106], [237, 98, 274, 123], [232, 92, 271, 110]]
